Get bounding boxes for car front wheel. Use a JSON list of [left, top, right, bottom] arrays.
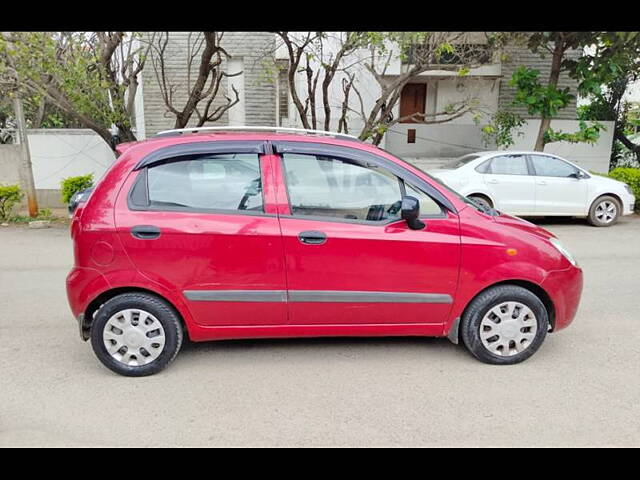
[[588, 195, 621, 227], [460, 285, 548, 365], [90, 292, 184, 376]]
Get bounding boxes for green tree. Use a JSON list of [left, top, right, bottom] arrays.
[[478, 111, 526, 148], [0, 92, 81, 143], [0, 32, 151, 150], [512, 32, 603, 151], [569, 32, 640, 166]]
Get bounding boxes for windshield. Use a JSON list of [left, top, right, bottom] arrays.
[[444, 154, 481, 170]]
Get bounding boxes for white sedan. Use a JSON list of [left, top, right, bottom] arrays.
[[430, 151, 636, 226]]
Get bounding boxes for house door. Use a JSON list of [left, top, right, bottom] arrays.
[[399, 83, 427, 123]]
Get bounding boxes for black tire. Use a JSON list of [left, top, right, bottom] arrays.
[[588, 195, 621, 227], [468, 194, 493, 211], [90, 292, 183, 377], [460, 285, 548, 365]]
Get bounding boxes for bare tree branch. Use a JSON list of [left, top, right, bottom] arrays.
[[146, 31, 241, 129]]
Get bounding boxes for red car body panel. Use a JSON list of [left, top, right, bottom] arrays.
[[66, 132, 583, 343]]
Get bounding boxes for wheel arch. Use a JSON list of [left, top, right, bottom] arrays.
[[83, 286, 189, 340], [590, 192, 623, 210], [466, 191, 495, 207], [451, 279, 556, 344]]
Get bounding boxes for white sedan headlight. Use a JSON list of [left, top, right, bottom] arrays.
[[549, 237, 577, 267]]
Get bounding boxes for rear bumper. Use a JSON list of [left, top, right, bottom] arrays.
[[75, 313, 90, 341], [66, 266, 110, 329], [541, 266, 583, 331]]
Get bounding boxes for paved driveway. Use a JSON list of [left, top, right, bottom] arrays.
[[1, 216, 639, 447]]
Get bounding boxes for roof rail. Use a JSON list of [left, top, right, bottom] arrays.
[[154, 125, 361, 142]]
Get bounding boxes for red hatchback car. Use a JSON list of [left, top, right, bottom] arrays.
[[66, 127, 583, 376]]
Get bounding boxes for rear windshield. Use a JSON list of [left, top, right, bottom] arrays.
[[444, 154, 481, 170]]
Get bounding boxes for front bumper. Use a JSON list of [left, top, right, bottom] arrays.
[[622, 192, 636, 215], [541, 266, 584, 332]]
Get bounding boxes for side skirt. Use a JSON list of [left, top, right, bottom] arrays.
[[187, 322, 446, 342]]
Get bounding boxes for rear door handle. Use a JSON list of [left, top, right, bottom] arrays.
[[131, 225, 161, 240], [488, 179, 499, 184], [299, 230, 327, 245]]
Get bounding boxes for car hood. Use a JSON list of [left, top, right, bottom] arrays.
[[589, 173, 628, 190], [492, 211, 556, 240]]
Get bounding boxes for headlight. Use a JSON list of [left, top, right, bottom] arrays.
[[624, 184, 634, 195], [549, 237, 577, 267]]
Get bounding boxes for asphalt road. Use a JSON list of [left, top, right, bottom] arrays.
[[1, 216, 639, 447]]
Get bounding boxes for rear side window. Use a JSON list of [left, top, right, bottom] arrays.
[[475, 159, 491, 173], [136, 154, 263, 212], [487, 155, 529, 175]]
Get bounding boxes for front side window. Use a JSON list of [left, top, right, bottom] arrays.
[[530, 155, 578, 178], [487, 155, 529, 175], [282, 153, 441, 222], [146, 154, 263, 212]]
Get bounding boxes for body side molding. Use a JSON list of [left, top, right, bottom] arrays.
[[184, 290, 453, 304]]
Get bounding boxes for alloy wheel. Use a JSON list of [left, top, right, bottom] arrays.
[[595, 200, 617, 224]]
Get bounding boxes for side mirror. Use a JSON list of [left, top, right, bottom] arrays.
[[571, 171, 587, 180], [401, 195, 426, 230]]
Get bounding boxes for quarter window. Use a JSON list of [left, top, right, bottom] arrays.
[[530, 155, 578, 178], [145, 154, 263, 212], [405, 183, 442, 216], [282, 153, 441, 222], [487, 155, 529, 175]]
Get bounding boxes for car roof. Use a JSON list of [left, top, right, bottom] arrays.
[[115, 131, 367, 158], [472, 150, 563, 157]]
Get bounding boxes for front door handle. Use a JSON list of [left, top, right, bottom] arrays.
[[131, 225, 161, 240], [537, 180, 547, 186], [299, 230, 327, 245]]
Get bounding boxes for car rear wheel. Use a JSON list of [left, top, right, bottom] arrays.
[[588, 195, 621, 227], [468, 194, 493, 211], [90, 292, 183, 376], [460, 285, 548, 365]]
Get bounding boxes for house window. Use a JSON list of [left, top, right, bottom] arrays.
[[277, 59, 290, 126], [399, 83, 427, 123]]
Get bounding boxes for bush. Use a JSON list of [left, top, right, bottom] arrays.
[[61, 174, 93, 204], [9, 208, 57, 224], [608, 167, 640, 212], [0, 184, 23, 221]]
